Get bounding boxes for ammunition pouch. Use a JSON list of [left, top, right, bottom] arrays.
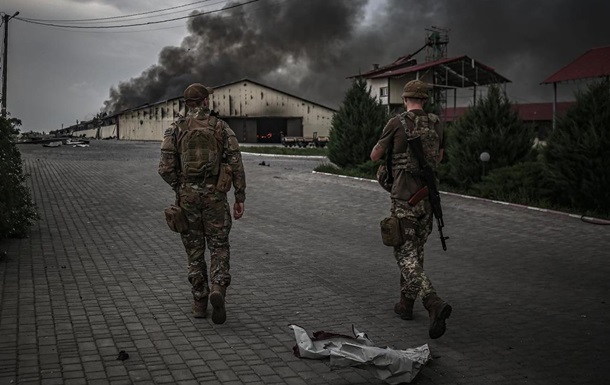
[[164, 204, 189, 233], [216, 163, 232, 193], [380, 216, 405, 247]]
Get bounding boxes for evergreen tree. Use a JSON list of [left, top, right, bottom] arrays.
[[328, 78, 388, 168], [446, 85, 534, 187], [544, 79, 610, 215], [0, 117, 38, 239]]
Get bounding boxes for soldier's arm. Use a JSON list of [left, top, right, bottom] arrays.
[[158, 123, 180, 188], [370, 143, 386, 162], [370, 118, 398, 161], [223, 123, 246, 203]]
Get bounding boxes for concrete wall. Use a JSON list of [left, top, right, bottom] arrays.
[[99, 125, 117, 139], [118, 100, 181, 141], [367, 78, 389, 105], [369, 74, 434, 106], [69, 124, 117, 139], [209, 81, 334, 138], [112, 81, 334, 142]]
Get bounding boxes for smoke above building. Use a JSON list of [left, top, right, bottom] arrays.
[[102, 0, 610, 114]]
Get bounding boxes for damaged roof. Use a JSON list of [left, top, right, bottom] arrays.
[[363, 55, 510, 88]]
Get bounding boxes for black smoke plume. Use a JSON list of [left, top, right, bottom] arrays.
[[103, 0, 610, 114]]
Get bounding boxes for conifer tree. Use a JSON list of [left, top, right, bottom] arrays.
[[0, 117, 38, 239], [328, 78, 388, 168], [446, 85, 534, 187], [544, 79, 610, 215]]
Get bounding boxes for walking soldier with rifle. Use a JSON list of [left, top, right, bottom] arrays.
[[370, 79, 452, 339]]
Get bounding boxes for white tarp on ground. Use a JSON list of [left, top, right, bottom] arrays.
[[289, 324, 431, 384]]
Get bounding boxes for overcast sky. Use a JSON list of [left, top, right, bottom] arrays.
[[2, 0, 609, 133]]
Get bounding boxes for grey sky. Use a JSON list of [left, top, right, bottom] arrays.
[[2, 0, 609, 133]]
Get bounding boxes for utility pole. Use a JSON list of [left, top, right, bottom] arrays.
[[2, 11, 19, 118]]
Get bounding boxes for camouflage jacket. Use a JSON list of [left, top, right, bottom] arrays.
[[158, 107, 246, 203]]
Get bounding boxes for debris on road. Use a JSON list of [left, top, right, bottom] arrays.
[[42, 141, 62, 147], [289, 324, 431, 384]]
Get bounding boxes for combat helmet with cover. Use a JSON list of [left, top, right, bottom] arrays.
[[402, 80, 430, 99], [183, 83, 214, 101]]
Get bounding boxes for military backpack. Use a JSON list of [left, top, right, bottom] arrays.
[[177, 114, 222, 181]]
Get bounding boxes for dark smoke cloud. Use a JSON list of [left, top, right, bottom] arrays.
[[103, 0, 610, 114]]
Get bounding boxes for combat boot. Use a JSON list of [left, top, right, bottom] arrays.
[[394, 293, 415, 320], [423, 293, 452, 339], [209, 284, 227, 324], [192, 296, 208, 318]]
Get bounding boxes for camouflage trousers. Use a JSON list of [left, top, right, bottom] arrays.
[[179, 183, 232, 300], [391, 199, 436, 301]]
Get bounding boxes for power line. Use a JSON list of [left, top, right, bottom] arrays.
[[56, 0, 230, 25], [18, 0, 219, 23], [14, 0, 259, 29], [11, 0, 289, 34]]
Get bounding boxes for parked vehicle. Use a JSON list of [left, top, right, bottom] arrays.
[[281, 132, 329, 148]]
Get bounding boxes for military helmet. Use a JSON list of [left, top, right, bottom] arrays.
[[402, 80, 430, 99], [183, 83, 214, 101]]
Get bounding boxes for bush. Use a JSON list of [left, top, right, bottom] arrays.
[[327, 78, 388, 168], [469, 161, 554, 207], [0, 117, 38, 239], [446, 85, 535, 188], [544, 79, 610, 216]]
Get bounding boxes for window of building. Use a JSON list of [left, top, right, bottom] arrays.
[[380, 87, 389, 97]]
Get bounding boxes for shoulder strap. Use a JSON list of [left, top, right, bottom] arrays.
[[175, 119, 188, 149], [399, 111, 416, 138]]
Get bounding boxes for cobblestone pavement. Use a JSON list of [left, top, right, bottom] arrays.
[[1, 140, 609, 385]]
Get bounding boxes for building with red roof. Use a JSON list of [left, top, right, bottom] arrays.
[[542, 46, 610, 128], [349, 28, 511, 117]]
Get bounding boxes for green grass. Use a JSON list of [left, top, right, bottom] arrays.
[[241, 146, 328, 156], [314, 161, 377, 179]]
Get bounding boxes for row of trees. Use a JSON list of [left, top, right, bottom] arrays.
[[325, 77, 610, 218]]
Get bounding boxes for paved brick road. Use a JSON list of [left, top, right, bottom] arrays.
[[1, 140, 609, 385]]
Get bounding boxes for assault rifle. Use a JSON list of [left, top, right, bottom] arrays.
[[407, 136, 449, 251]]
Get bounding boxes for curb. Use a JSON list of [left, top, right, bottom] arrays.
[[242, 152, 327, 159], [311, 171, 610, 225]]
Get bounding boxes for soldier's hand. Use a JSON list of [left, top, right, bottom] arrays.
[[233, 202, 244, 220]]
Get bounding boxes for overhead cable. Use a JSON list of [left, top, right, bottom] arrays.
[[14, 0, 259, 29], [17, 0, 218, 23], [40, 0, 288, 34]]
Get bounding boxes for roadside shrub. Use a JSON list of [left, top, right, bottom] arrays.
[[328, 77, 388, 168], [0, 117, 38, 239], [446, 85, 535, 188], [469, 161, 554, 207], [544, 79, 610, 216]]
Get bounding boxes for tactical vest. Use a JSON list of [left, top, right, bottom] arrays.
[[177, 115, 222, 181], [392, 111, 440, 173]]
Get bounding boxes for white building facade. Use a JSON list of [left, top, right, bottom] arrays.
[[101, 79, 336, 143]]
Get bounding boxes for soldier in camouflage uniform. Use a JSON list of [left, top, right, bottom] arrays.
[[370, 79, 452, 339], [159, 83, 246, 324]]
